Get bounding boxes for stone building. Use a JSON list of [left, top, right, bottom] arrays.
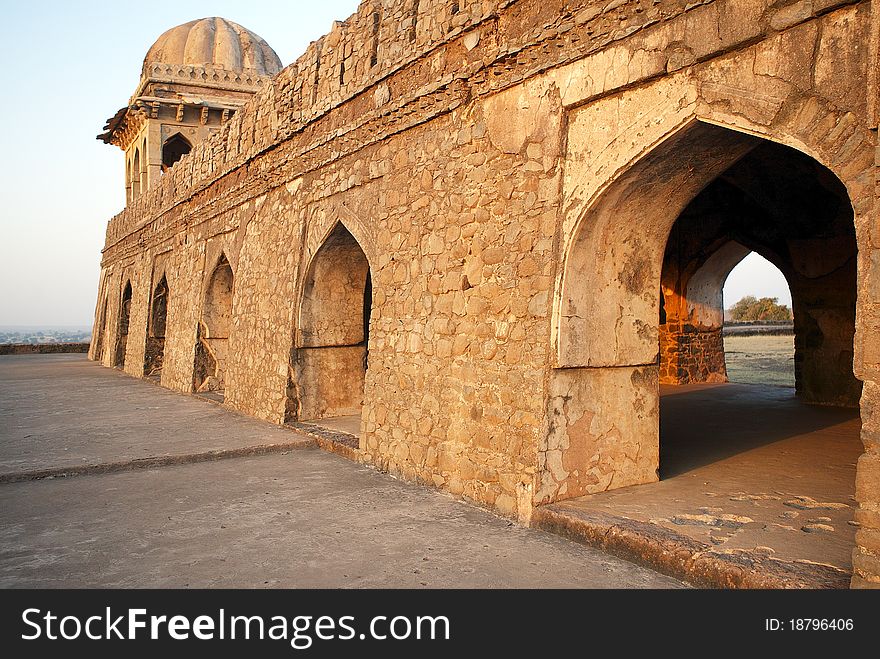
[[92, 0, 880, 588]]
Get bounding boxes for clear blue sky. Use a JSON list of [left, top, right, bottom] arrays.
[[0, 0, 787, 327]]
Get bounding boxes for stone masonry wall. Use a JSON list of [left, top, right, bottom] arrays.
[[659, 325, 727, 384]]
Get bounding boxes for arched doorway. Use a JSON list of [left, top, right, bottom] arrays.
[[288, 223, 372, 438], [194, 254, 233, 398], [144, 274, 169, 378], [656, 137, 858, 404], [114, 281, 132, 369], [552, 120, 862, 581]]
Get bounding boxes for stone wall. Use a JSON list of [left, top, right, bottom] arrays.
[[659, 325, 727, 384], [92, 0, 880, 584]]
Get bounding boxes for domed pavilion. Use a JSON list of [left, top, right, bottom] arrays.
[[98, 18, 282, 203]]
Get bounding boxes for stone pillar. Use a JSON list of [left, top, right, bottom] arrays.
[[541, 365, 660, 503], [852, 0, 880, 588], [853, 380, 880, 588], [659, 240, 749, 385], [124, 158, 132, 205], [123, 255, 151, 378], [787, 240, 860, 408], [89, 268, 110, 363], [145, 122, 163, 192], [792, 295, 860, 408]]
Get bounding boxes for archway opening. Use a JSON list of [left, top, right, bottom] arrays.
[[113, 281, 132, 369], [144, 274, 169, 379], [656, 137, 859, 406], [162, 134, 192, 171], [287, 223, 372, 442], [660, 246, 797, 388], [554, 121, 862, 579], [194, 254, 233, 399], [721, 253, 794, 388], [131, 149, 141, 198]]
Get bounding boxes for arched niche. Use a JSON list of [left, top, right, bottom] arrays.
[[290, 223, 372, 422], [144, 274, 169, 377], [114, 281, 133, 369], [194, 254, 234, 394]]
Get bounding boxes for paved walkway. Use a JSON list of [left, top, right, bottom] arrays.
[[0, 355, 684, 588], [0, 355, 311, 479]]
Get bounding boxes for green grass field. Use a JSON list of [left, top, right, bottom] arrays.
[[723, 334, 795, 387]]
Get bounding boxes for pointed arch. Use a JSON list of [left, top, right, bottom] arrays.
[[203, 254, 233, 339], [114, 280, 133, 369], [721, 254, 795, 388], [298, 223, 370, 349], [194, 253, 234, 394], [557, 120, 761, 368], [144, 272, 169, 377], [289, 222, 372, 423], [304, 204, 379, 278], [162, 133, 192, 171], [548, 117, 860, 506]]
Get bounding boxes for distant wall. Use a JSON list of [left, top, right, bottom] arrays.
[[724, 322, 794, 336], [0, 343, 90, 355]]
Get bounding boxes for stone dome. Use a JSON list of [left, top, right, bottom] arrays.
[[143, 17, 282, 77]]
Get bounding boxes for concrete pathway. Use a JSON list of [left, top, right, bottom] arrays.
[[0, 355, 684, 588]]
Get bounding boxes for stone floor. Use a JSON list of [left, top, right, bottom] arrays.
[[0, 354, 684, 588], [541, 383, 861, 587], [311, 414, 361, 436]]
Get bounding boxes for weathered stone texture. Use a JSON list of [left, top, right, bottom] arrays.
[[92, 0, 880, 585], [542, 366, 659, 502]]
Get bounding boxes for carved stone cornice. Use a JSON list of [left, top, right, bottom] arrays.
[[97, 107, 147, 150], [136, 62, 274, 98], [97, 97, 243, 149], [98, 61, 272, 150]]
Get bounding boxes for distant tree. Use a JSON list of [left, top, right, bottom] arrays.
[[729, 295, 758, 320], [728, 295, 792, 321]]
